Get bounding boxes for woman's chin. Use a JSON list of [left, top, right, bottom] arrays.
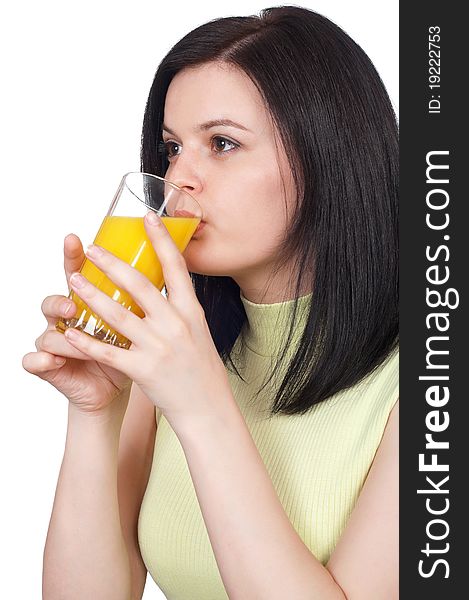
[[183, 248, 227, 277], [183, 241, 209, 273]]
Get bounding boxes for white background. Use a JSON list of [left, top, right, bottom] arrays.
[[0, 1, 398, 598]]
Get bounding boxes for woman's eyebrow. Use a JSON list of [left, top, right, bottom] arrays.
[[162, 119, 252, 135]]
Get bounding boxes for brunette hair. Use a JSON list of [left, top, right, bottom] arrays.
[[141, 5, 399, 416]]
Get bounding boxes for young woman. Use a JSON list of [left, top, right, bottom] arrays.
[[23, 6, 399, 599]]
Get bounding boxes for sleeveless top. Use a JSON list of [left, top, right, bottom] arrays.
[[138, 291, 399, 599]]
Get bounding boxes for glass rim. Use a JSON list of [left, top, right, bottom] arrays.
[[121, 171, 202, 218]]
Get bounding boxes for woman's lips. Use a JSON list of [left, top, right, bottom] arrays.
[[194, 221, 206, 234]]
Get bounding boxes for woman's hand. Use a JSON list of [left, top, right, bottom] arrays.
[[61, 212, 232, 431], [22, 234, 132, 414]]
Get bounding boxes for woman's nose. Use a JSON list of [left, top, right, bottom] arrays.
[[167, 155, 203, 196]]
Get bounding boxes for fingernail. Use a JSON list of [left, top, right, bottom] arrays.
[[146, 211, 160, 226], [65, 328, 80, 340], [86, 244, 104, 258], [70, 272, 86, 288], [62, 301, 74, 315], [55, 356, 66, 366]]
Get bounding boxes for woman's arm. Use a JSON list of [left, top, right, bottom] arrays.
[[43, 391, 132, 600], [327, 400, 399, 599], [174, 397, 399, 600]]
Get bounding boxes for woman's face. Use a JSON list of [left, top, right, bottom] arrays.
[[161, 62, 296, 295]]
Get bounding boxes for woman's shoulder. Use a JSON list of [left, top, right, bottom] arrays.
[[313, 346, 399, 436], [362, 345, 399, 394], [346, 345, 399, 434]]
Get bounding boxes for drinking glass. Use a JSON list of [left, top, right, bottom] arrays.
[[56, 172, 203, 349]]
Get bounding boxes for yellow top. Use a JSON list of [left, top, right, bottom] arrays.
[[138, 291, 399, 599]]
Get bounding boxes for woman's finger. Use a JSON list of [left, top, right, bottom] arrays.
[[143, 212, 200, 313], [83, 243, 168, 320], [41, 294, 77, 328], [22, 350, 67, 375], [36, 329, 95, 361], [64, 233, 85, 288], [69, 271, 147, 345], [63, 327, 132, 374]]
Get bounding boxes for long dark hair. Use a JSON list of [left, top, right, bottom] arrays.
[[141, 5, 399, 416]]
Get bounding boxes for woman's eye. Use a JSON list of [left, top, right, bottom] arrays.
[[158, 136, 239, 160], [162, 141, 181, 160], [211, 136, 239, 154]]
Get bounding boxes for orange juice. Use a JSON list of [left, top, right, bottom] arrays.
[[56, 215, 200, 348]]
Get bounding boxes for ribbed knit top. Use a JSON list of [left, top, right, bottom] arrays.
[[138, 291, 399, 599]]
